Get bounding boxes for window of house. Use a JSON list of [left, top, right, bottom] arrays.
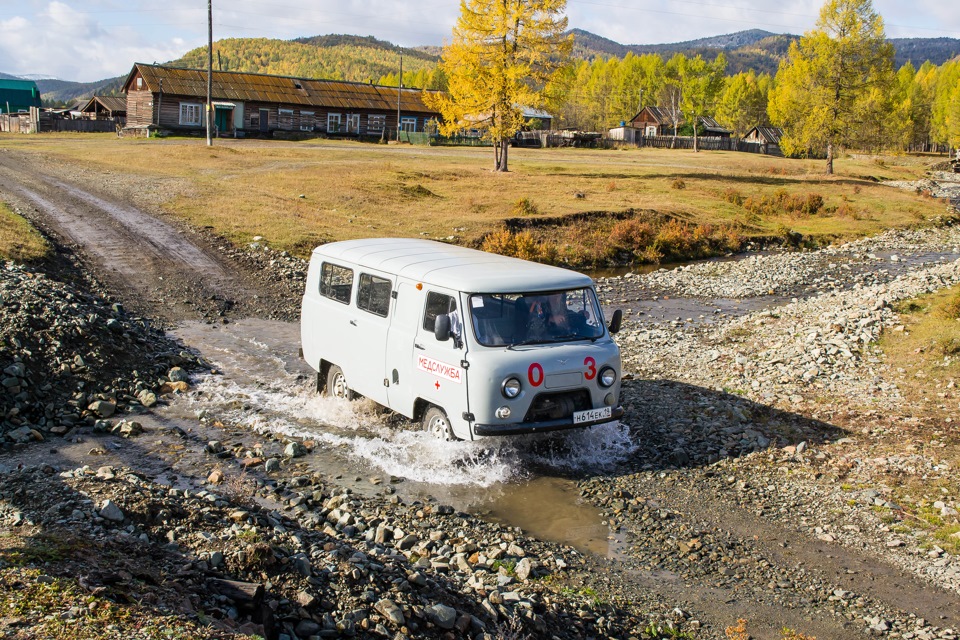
[[423, 292, 457, 332], [400, 116, 417, 132], [367, 114, 386, 133], [319, 263, 353, 304], [345, 114, 360, 134], [136, 77, 143, 90], [250, 112, 260, 128], [327, 113, 341, 133], [278, 108, 294, 130], [179, 103, 202, 126], [300, 111, 315, 131], [356, 273, 392, 317]]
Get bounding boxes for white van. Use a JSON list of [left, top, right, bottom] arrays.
[[300, 238, 623, 440]]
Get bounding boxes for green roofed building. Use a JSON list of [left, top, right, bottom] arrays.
[[0, 79, 42, 114]]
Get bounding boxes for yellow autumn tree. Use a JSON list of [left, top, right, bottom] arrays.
[[426, 0, 572, 172], [768, 0, 894, 173]]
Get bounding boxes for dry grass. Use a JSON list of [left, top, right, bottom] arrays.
[[0, 134, 947, 265], [881, 285, 960, 414], [0, 202, 50, 263]]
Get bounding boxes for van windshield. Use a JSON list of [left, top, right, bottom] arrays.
[[469, 288, 605, 347]]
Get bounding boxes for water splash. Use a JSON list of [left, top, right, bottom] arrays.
[[185, 370, 639, 487]]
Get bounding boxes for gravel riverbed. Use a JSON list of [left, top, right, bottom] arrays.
[[3, 168, 960, 638]]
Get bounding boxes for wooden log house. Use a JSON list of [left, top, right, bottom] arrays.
[[121, 63, 441, 137]]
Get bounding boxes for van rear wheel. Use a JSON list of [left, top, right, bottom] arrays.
[[325, 365, 354, 400], [422, 406, 455, 441]]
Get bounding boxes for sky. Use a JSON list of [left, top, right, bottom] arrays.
[[1, 0, 956, 83]]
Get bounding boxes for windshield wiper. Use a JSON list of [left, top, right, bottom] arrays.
[[506, 339, 541, 350]]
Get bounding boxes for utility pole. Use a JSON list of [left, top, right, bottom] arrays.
[[157, 78, 163, 127], [396, 55, 402, 142], [206, 0, 213, 146]]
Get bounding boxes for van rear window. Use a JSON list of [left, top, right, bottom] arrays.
[[357, 273, 392, 317], [320, 263, 353, 304]]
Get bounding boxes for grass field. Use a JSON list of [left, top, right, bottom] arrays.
[[0, 133, 949, 267], [0, 202, 49, 263]]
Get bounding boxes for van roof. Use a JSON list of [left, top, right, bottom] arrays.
[[313, 238, 594, 292]]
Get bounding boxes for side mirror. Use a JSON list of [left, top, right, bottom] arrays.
[[608, 309, 623, 335], [434, 314, 452, 342]]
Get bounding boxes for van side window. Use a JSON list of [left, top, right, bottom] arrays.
[[357, 273, 392, 317], [423, 292, 456, 332], [319, 263, 353, 304]]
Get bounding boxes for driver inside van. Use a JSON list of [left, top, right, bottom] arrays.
[[517, 293, 577, 341]]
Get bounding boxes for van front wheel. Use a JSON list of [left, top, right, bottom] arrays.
[[422, 406, 455, 441], [325, 365, 354, 400]]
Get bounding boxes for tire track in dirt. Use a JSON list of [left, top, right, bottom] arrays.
[[0, 152, 247, 322]]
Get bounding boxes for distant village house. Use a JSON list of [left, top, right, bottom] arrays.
[[629, 106, 673, 136], [742, 126, 784, 156], [122, 63, 442, 137], [79, 95, 127, 123]]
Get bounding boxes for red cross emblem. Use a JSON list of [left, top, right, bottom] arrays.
[[434, 380, 441, 390]]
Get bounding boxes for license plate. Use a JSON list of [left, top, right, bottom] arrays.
[[573, 406, 612, 424]]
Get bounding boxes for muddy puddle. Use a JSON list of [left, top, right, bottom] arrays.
[[169, 318, 634, 558]]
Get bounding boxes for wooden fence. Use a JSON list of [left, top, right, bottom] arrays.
[[39, 117, 121, 133], [0, 108, 38, 133]]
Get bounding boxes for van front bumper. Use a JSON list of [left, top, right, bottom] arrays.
[[472, 407, 624, 436]]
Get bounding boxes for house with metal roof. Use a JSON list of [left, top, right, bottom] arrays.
[[697, 116, 733, 138], [121, 63, 442, 138], [0, 79, 42, 114]]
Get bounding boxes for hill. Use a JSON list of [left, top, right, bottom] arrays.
[[35, 77, 125, 105], [889, 37, 960, 67], [571, 29, 960, 76], [171, 35, 437, 85]]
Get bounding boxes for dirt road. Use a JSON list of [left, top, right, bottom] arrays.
[[0, 149, 274, 323], [2, 148, 959, 639]]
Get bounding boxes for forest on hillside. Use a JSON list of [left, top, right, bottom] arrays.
[[171, 37, 438, 85]]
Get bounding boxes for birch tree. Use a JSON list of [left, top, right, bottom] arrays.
[[427, 0, 572, 172], [676, 53, 727, 152]]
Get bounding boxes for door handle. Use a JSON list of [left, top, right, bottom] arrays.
[[414, 343, 425, 350], [349, 320, 357, 326]]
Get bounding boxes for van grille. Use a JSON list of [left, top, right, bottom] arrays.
[[524, 390, 592, 422]]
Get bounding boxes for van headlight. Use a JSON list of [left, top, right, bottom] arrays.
[[501, 377, 522, 399], [598, 367, 617, 388]]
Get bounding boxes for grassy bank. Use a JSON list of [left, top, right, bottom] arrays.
[[0, 134, 949, 267], [0, 202, 50, 263], [882, 284, 960, 416], [878, 285, 960, 553]]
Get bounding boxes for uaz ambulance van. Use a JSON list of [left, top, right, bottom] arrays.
[[301, 238, 623, 440]]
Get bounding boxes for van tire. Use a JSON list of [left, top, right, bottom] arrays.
[[422, 406, 455, 441], [325, 365, 354, 400]]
